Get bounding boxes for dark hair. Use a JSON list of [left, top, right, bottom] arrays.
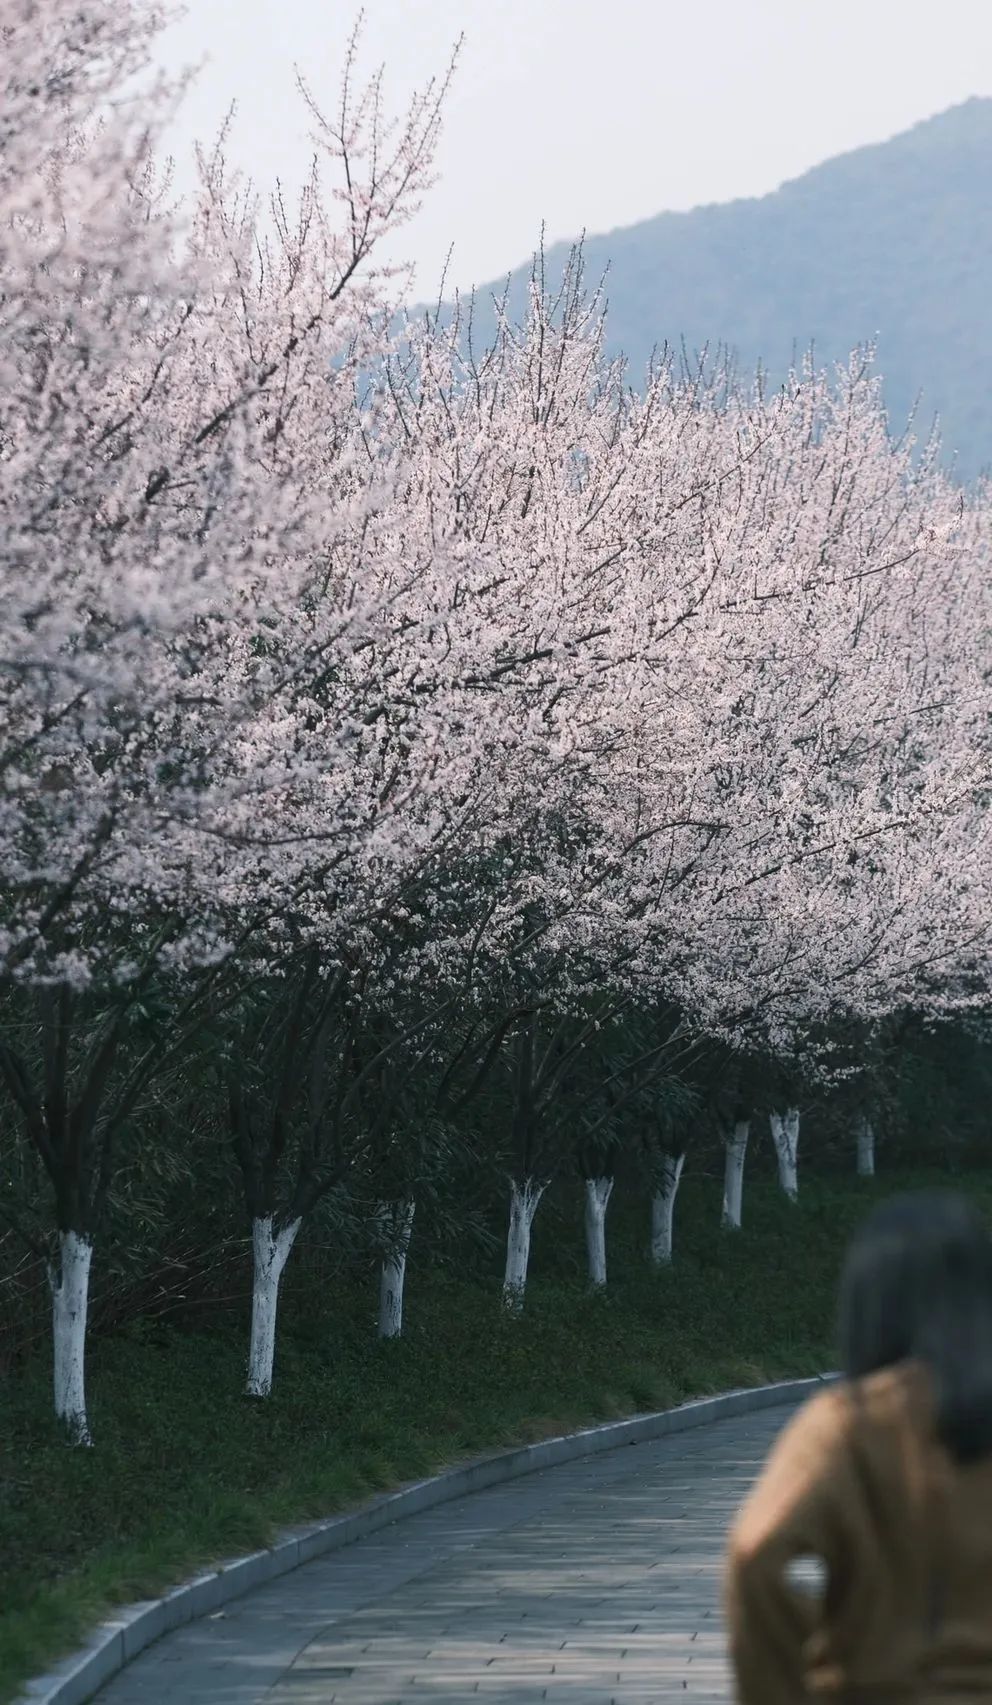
[[839, 1190, 992, 1464]]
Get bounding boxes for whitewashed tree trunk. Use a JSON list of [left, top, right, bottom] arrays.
[[769, 1107, 800, 1200], [722, 1121, 749, 1230], [856, 1114, 876, 1179], [378, 1199, 416, 1338], [502, 1178, 545, 1313], [583, 1176, 614, 1287], [50, 1230, 93, 1446], [650, 1152, 685, 1265], [246, 1214, 301, 1398]]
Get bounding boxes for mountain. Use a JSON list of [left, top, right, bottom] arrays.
[[450, 100, 992, 480]]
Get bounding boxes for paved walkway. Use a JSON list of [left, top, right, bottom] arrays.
[[95, 1402, 790, 1704]]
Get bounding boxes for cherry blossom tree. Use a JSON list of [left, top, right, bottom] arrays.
[[416, 324, 992, 1270], [5, 0, 992, 1444], [0, 0, 456, 1439], [219, 308, 990, 1335], [568, 354, 992, 1225]]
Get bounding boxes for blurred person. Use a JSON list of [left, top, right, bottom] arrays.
[[725, 1191, 992, 1705]]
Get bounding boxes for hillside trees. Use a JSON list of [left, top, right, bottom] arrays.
[[0, 0, 457, 1437], [4, 4, 992, 1446], [643, 363, 992, 1207]]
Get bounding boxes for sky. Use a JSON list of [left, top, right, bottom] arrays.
[[156, 0, 992, 301]]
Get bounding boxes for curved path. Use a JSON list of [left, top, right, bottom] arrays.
[[94, 1401, 790, 1705]]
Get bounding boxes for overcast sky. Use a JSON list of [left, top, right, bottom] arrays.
[[157, 0, 992, 300]]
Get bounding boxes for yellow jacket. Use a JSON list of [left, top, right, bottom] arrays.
[[725, 1363, 992, 1704]]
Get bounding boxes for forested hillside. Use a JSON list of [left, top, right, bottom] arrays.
[[455, 99, 992, 478]]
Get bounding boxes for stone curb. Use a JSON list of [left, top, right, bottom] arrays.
[[18, 1373, 831, 1705]]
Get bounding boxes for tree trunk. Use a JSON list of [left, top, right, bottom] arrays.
[[246, 1214, 301, 1398], [856, 1113, 876, 1179], [378, 1199, 416, 1339], [583, 1176, 614, 1287], [502, 1178, 545, 1313], [50, 1229, 93, 1446], [650, 1152, 685, 1265], [769, 1107, 800, 1200], [722, 1120, 749, 1230]]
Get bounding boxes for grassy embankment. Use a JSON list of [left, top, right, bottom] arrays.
[[2, 1168, 979, 1701]]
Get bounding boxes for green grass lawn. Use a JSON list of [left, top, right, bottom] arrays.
[[2, 1168, 982, 1701]]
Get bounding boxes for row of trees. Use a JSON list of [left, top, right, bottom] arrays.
[[3, 0, 991, 1444]]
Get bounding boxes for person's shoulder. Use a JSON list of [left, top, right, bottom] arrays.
[[771, 1371, 929, 1458], [769, 1379, 856, 1463], [747, 1376, 908, 1508], [847, 1360, 934, 1430], [727, 1382, 858, 1562], [789, 1379, 854, 1435]]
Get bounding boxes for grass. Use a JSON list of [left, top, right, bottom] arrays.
[[2, 1167, 984, 1701]]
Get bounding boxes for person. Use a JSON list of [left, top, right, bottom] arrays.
[[725, 1191, 992, 1705]]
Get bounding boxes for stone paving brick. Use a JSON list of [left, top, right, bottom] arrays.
[[93, 1404, 789, 1704]]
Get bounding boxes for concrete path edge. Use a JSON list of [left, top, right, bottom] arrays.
[[18, 1373, 833, 1705]]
